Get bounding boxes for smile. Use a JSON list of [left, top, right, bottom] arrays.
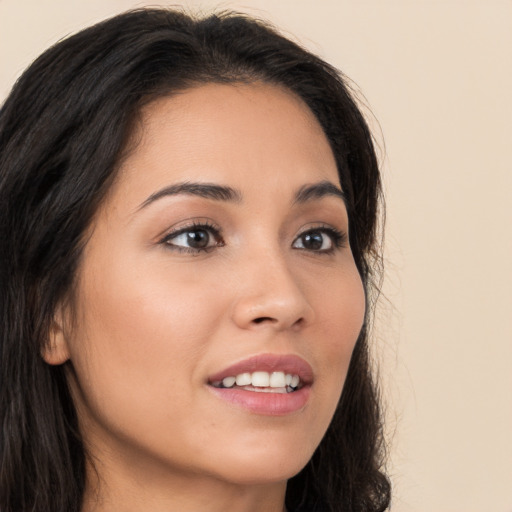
[[207, 354, 313, 415], [210, 371, 302, 394]]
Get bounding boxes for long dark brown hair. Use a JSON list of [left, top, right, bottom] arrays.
[[0, 8, 390, 512]]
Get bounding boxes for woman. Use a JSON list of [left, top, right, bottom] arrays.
[[0, 8, 390, 512]]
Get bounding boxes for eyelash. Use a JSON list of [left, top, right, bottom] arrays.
[[159, 222, 347, 255], [295, 225, 348, 254], [160, 221, 223, 254]]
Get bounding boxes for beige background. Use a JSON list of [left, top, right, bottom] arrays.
[[1, 1, 511, 510]]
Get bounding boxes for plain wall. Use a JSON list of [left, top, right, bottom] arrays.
[[1, 1, 511, 511]]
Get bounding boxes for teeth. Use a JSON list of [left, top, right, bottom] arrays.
[[235, 372, 252, 386], [217, 371, 301, 390], [222, 376, 236, 388], [269, 371, 286, 387], [251, 371, 270, 387]]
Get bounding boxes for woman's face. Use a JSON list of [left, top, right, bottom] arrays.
[[52, 83, 365, 491]]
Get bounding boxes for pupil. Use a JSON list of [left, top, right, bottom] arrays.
[[303, 232, 323, 250], [187, 230, 209, 248]]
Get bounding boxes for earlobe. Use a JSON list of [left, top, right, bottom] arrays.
[[42, 310, 71, 365]]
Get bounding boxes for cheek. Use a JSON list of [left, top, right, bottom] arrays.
[[66, 260, 226, 417], [310, 265, 366, 389]]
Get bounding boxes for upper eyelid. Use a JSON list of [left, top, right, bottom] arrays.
[[159, 220, 222, 240], [295, 223, 343, 234], [294, 226, 347, 244], [166, 224, 219, 237], [170, 233, 340, 260], [161, 222, 344, 237], [294, 224, 347, 240], [159, 224, 223, 254], [162, 221, 347, 239], [158, 220, 347, 249]]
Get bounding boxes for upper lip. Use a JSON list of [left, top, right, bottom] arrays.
[[207, 353, 314, 385]]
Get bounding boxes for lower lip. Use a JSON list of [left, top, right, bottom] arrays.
[[208, 385, 311, 416]]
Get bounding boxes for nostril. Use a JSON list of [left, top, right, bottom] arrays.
[[252, 317, 275, 324], [252, 316, 305, 327]]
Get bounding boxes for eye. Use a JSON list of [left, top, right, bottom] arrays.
[[292, 227, 346, 253], [160, 223, 223, 253]]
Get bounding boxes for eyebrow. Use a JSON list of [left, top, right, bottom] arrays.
[[137, 179, 346, 210], [138, 181, 243, 210], [293, 181, 347, 206]]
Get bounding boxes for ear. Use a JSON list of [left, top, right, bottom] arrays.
[[41, 305, 71, 365]]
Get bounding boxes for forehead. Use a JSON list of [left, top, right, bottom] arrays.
[[113, 82, 339, 208]]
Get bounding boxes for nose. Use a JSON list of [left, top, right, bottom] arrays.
[[230, 250, 315, 331]]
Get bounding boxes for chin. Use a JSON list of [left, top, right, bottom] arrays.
[[214, 458, 308, 487], [201, 433, 316, 486]]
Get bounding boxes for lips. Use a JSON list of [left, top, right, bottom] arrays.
[[208, 354, 313, 386], [207, 354, 313, 415]]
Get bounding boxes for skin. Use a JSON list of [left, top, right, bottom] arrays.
[[45, 82, 366, 512]]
